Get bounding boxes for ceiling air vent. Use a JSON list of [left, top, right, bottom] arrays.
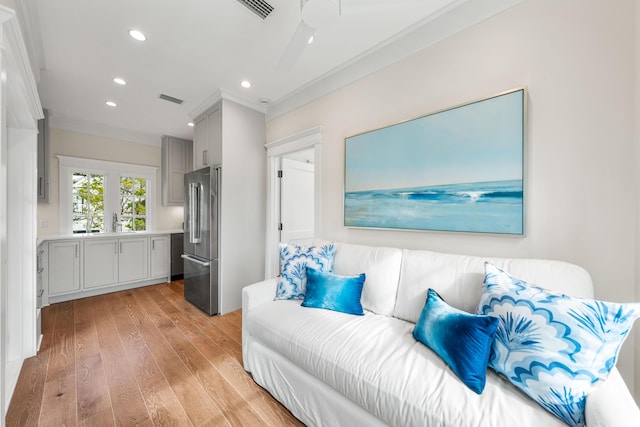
[[236, 0, 274, 20], [159, 93, 184, 105]]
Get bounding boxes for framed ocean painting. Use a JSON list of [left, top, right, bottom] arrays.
[[344, 88, 525, 235]]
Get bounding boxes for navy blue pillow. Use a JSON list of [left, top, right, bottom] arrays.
[[413, 289, 498, 394], [302, 267, 366, 316]]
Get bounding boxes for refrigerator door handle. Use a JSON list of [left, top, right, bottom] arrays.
[[181, 254, 210, 267], [189, 182, 202, 243]]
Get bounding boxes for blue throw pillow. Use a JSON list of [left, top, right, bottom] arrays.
[[301, 267, 366, 315], [413, 288, 498, 394], [275, 242, 335, 300], [477, 262, 640, 427]]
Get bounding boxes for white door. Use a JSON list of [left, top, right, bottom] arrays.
[[280, 156, 314, 244]]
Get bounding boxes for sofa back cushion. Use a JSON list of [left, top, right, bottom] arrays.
[[393, 249, 594, 324], [332, 243, 403, 316]]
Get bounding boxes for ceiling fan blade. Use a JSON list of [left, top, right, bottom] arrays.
[[339, 0, 426, 15], [277, 21, 316, 71]]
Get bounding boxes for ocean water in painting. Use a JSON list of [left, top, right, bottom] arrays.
[[344, 179, 523, 234]]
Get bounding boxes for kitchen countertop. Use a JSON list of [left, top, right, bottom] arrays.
[[37, 229, 184, 245]]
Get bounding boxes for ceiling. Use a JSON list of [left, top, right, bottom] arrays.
[[19, 0, 520, 145]]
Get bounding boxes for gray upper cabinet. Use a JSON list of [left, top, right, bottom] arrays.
[[162, 135, 193, 206], [193, 105, 221, 169], [37, 109, 50, 202]]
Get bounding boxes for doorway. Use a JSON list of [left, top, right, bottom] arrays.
[[280, 150, 315, 244], [264, 127, 322, 278]]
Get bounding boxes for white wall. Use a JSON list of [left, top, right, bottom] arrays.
[[267, 0, 639, 397], [37, 128, 184, 236], [0, 1, 44, 415], [219, 99, 266, 313], [636, 0, 640, 407], [5, 129, 38, 402]]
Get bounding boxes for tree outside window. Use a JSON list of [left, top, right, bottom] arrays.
[[60, 156, 156, 235], [72, 172, 105, 233], [120, 176, 147, 231]]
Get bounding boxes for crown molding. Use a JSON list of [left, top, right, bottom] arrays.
[[14, 0, 45, 84], [50, 114, 161, 147], [266, 0, 523, 120], [0, 4, 43, 129], [189, 88, 267, 120]]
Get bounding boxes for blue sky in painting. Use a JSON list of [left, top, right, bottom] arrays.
[[345, 90, 524, 192]]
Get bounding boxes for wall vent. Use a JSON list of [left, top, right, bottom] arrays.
[[236, 0, 274, 20], [159, 93, 184, 105]]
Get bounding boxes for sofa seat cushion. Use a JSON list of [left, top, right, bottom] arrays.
[[246, 300, 566, 427]]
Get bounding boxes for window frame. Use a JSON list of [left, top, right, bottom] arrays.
[[58, 155, 157, 234]]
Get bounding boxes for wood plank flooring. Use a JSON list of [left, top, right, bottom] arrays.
[[6, 281, 302, 427]]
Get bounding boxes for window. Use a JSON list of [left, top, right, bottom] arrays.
[[72, 172, 105, 233], [120, 176, 147, 231], [58, 156, 157, 234]]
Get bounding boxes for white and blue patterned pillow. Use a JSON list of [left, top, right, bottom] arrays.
[[275, 242, 336, 300], [477, 263, 640, 427]]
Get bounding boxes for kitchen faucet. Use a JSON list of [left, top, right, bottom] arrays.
[[112, 211, 121, 232]]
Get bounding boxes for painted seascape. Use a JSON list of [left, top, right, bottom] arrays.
[[344, 89, 524, 234], [344, 179, 523, 234]]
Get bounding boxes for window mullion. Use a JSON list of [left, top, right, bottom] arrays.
[[105, 172, 120, 233]]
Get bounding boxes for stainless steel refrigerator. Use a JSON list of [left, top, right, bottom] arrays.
[[182, 166, 220, 315]]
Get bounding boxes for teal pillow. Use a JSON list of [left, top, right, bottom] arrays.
[[302, 267, 366, 315], [413, 288, 498, 394], [478, 262, 640, 427]]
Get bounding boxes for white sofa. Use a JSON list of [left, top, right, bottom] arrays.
[[242, 242, 640, 427]]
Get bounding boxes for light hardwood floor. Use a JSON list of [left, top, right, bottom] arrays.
[[6, 280, 302, 427]]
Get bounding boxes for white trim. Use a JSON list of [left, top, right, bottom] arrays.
[[57, 156, 157, 235], [0, 5, 43, 417], [265, 126, 323, 156], [0, 5, 43, 129], [189, 88, 267, 121], [14, 0, 46, 83], [264, 127, 323, 278], [51, 115, 160, 147]]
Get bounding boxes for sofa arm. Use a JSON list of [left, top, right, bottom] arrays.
[[242, 278, 277, 372], [586, 367, 640, 426], [242, 278, 278, 313]]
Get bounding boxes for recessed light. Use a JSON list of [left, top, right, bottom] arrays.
[[307, 35, 315, 44], [105, 101, 117, 107], [113, 77, 127, 85], [187, 122, 194, 127], [128, 29, 146, 41], [241, 80, 252, 89]]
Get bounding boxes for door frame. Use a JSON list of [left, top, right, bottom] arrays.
[[264, 126, 323, 278]]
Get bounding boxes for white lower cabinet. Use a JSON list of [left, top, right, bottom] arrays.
[[43, 234, 170, 304], [118, 237, 149, 282], [83, 238, 118, 288], [48, 240, 81, 295], [150, 236, 170, 278]]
